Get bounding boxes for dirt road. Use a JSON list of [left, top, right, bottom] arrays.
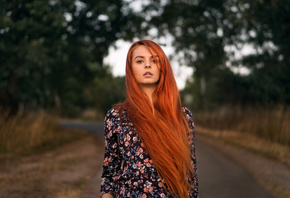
[[0, 135, 104, 198]]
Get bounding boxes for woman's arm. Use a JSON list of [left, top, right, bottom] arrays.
[[100, 109, 121, 198], [184, 107, 199, 197]]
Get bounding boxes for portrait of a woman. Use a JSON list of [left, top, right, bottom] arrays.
[[100, 40, 198, 198]]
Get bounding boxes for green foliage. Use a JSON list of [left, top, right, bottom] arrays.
[[182, 65, 290, 110], [148, 0, 290, 109], [1, 0, 290, 114], [83, 71, 125, 115], [229, 0, 290, 105], [146, 0, 230, 109], [0, 0, 139, 116]]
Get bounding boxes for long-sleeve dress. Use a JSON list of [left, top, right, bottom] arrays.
[[100, 107, 199, 198]]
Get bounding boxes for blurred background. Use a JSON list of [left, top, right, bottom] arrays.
[[0, 0, 290, 198]]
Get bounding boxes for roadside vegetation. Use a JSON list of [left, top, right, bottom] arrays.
[[194, 106, 290, 166], [0, 109, 88, 158]]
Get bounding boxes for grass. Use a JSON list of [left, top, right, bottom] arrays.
[[195, 105, 290, 146], [0, 109, 88, 158], [196, 126, 290, 166], [194, 105, 290, 166]]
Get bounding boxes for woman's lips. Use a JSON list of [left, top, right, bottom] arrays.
[[143, 72, 153, 77]]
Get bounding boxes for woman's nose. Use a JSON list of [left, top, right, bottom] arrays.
[[145, 60, 151, 68]]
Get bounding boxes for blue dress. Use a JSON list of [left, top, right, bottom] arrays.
[[100, 107, 199, 198]]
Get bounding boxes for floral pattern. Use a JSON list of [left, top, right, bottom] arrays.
[[100, 107, 198, 198]]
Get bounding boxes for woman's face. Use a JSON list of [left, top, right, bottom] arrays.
[[131, 45, 160, 88]]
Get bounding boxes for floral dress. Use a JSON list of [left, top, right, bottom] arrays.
[[100, 107, 198, 198]]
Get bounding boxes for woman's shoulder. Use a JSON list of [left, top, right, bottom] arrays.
[[104, 108, 121, 126], [104, 107, 130, 126], [105, 108, 120, 117], [182, 106, 193, 117], [182, 106, 195, 132], [105, 107, 129, 119], [103, 108, 123, 138]]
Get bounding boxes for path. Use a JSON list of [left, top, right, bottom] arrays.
[[196, 136, 274, 198], [61, 122, 290, 198]]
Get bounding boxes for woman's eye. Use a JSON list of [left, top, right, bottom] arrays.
[[152, 59, 158, 63], [136, 60, 143, 64]]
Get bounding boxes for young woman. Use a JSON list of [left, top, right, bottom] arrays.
[[100, 40, 198, 198]]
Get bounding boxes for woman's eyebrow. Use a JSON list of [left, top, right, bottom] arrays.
[[134, 55, 159, 60], [134, 56, 144, 60]]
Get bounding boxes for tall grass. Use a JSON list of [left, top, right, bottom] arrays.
[[0, 109, 88, 157], [195, 105, 290, 146]]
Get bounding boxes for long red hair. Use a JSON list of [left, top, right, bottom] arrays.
[[116, 40, 193, 197]]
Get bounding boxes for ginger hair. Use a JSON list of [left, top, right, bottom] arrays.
[[116, 40, 194, 197]]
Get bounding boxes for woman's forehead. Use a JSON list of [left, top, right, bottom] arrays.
[[133, 45, 157, 57]]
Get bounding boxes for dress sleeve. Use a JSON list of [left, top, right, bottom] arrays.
[[183, 107, 199, 197], [100, 109, 121, 197]]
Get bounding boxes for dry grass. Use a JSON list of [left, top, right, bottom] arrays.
[[195, 105, 290, 146], [194, 105, 290, 167], [0, 109, 88, 158], [196, 126, 290, 167]]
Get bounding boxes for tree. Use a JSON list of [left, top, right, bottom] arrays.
[[146, 0, 290, 108], [145, 0, 228, 110], [0, 0, 142, 115], [236, 0, 290, 104]]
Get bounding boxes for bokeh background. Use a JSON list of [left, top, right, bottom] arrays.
[[0, 0, 290, 198]]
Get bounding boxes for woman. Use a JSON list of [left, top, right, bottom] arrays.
[[100, 40, 198, 198]]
